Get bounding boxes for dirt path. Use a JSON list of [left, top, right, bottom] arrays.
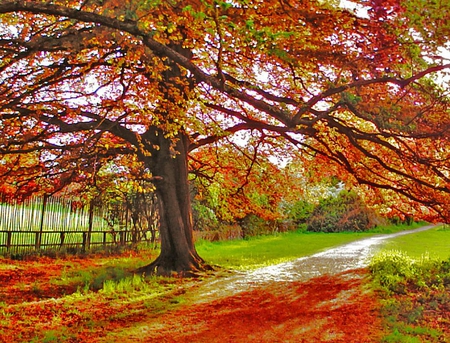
[[113, 225, 437, 343]]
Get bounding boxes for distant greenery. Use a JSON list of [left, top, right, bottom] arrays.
[[196, 222, 423, 270], [369, 250, 450, 342], [363, 222, 425, 234], [284, 199, 315, 225], [195, 185, 406, 240]]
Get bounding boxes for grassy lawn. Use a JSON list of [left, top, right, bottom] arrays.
[[377, 224, 450, 259], [196, 222, 425, 270]]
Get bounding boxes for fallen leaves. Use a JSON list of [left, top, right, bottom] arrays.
[[0, 255, 384, 343]]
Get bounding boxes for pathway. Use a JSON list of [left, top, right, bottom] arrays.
[[196, 224, 437, 301]]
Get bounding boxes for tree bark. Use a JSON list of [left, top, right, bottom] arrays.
[[137, 132, 209, 276]]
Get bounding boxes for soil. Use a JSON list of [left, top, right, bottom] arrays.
[[0, 226, 438, 342]]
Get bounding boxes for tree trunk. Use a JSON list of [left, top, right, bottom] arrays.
[[137, 132, 209, 276]]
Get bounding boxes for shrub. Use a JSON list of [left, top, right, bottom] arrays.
[[369, 250, 417, 293], [369, 251, 445, 294], [306, 190, 376, 232], [370, 253, 450, 342], [239, 214, 279, 238], [193, 223, 242, 242], [192, 202, 218, 231], [284, 200, 315, 226]]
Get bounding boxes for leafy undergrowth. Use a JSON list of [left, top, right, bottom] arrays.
[[0, 249, 191, 343], [369, 251, 450, 342]]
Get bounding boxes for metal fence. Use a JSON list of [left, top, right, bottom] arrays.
[[0, 195, 158, 254]]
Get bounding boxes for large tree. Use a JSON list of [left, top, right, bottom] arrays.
[[0, 0, 449, 274]]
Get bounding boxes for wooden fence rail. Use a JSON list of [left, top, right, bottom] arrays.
[[0, 194, 159, 255], [0, 229, 148, 254]]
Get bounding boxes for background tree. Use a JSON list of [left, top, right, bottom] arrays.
[[0, 0, 449, 274], [191, 143, 287, 223], [79, 156, 160, 245]]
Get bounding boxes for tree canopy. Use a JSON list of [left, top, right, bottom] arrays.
[[0, 0, 449, 273]]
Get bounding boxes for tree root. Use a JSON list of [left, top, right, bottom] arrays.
[[136, 255, 214, 277]]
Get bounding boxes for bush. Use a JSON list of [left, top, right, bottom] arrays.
[[192, 202, 218, 231], [239, 214, 279, 238], [306, 190, 376, 232], [369, 250, 417, 293], [193, 223, 242, 242], [389, 215, 414, 226], [370, 253, 450, 342], [369, 250, 445, 294], [284, 200, 315, 227]]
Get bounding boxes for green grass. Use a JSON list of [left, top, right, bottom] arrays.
[[378, 225, 450, 260], [363, 221, 425, 234], [196, 223, 425, 270], [51, 251, 156, 291]]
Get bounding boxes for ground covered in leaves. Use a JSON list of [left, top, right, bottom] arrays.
[[0, 252, 382, 343], [0, 251, 447, 342], [136, 270, 384, 343]]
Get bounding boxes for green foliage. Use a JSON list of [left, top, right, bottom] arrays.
[[306, 191, 376, 232], [370, 251, 450, 342], [389, 215, 414, 226], [381, 325, 441, 343], [369, 250, 418, 294], [192, 200, 218, 231], [284, 200, 315, 227], [370, 250, 448, 294]]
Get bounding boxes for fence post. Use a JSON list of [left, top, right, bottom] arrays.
[[36, 195, 48, 249], [82, 232, 87, 252], [87, 200, 94, 250], [103, 232, 107, 247], [6, 231, 11, 252], [60, 232, 65, 249], [132, 228, 137, 244]]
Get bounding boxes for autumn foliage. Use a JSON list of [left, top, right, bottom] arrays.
[[0, 0, 450, 272]]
